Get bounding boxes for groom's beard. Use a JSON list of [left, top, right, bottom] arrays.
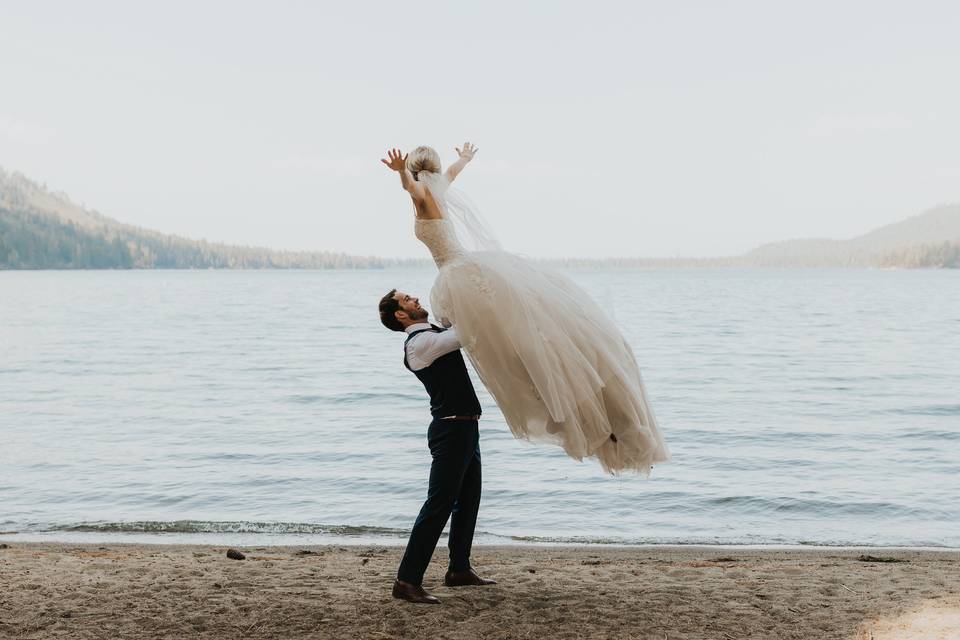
[[409, 308, 429, 321]]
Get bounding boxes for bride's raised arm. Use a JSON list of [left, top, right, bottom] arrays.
[[444, 142, 478, 182], [381, 148, 425, 200]]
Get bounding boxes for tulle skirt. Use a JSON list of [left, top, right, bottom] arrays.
[[429, 250, 670, 474]]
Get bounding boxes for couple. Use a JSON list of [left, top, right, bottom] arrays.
[[378, 143, 670, 604]]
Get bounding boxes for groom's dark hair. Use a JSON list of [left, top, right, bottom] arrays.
[[379, 289, 405, 332]]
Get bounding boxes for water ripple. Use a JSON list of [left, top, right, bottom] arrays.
[[2, 268, 959, 548]]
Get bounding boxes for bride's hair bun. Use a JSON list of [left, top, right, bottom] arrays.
[[406, 146, 441, 180]]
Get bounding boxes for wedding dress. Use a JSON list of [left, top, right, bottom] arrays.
[[414, 172, 669, 474]]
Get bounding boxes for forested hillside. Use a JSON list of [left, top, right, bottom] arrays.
[[0, 168, 416, 269]]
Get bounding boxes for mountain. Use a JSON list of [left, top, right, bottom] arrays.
[[740, 205, 960, 267], [0, 168, 416, 269], [1, 166, 958, 269]]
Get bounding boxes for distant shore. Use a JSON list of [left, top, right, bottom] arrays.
[[2, 542, 957, 639]]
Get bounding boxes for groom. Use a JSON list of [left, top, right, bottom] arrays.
[[378, 289, 497, 605]]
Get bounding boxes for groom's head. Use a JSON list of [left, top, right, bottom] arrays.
[[379, 289, 428, 332]]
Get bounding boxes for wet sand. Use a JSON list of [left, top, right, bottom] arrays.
[[1, 542, 958, 639]]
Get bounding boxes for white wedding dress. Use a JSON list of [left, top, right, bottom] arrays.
[[415, 172, 669, 474]]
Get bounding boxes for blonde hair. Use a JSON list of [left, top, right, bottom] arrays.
[[406, 146, 441, 180]]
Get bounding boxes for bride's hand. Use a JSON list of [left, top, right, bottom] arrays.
[[455, 142, 478, 161], [380, 148, 408, 172]]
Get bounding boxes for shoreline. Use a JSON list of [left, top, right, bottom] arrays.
[[2, 542, 957, 639], [3, 530, 958, 551]]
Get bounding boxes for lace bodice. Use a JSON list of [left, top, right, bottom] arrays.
[[415, 218, 467, 268]]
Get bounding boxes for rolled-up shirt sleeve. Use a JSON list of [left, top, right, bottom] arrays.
[[405, 328, 463, 371]]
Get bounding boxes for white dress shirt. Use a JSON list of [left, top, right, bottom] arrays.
[[404, 322, 463, 371]]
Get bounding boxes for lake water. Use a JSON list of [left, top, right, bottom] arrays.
[[1, 268, 958, 548]]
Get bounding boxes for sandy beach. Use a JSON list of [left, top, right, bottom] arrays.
[[1, 543, 958, 639]]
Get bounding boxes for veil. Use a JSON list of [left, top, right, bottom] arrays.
[[417, 171, 502, 252]]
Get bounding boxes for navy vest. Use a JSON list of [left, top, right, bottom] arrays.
[[404, 327, 482, 418]]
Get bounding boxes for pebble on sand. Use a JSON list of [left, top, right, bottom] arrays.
[[226, 548, 246, 560]]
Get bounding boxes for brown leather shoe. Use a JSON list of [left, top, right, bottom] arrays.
[[392, 579, 441, 604], [444, 568, 497, 587]]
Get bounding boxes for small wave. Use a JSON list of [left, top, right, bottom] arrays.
[[889, 404, 960, 417], [287, 392, 419, 405], [894, 429, 960, 441], [503, 533, 953, 548], [51, 520, 410, 536], [700, 495, 929, 517]]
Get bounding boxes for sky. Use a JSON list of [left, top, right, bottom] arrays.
[[1, 1, 958, 259]]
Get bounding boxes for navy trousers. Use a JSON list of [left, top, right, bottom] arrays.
[[397, 418, 482, 586]]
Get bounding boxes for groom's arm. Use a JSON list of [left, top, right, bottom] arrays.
[[404, 328, 463, 371]]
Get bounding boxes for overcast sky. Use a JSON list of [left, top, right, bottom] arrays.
[[1, 1, 958, 258]]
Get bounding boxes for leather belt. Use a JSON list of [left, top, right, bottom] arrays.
[[441, 415, 481, 421]]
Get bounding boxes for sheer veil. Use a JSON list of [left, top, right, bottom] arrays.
[[417, 171, 502, 252]]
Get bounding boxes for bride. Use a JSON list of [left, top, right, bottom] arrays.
[[381, 143, 669, 474]]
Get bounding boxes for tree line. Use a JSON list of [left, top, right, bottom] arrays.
[[878, 242, 960, 268], [0, 206, 423, 270]]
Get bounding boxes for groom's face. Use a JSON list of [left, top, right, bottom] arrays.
[[394, 291, 429, 324]]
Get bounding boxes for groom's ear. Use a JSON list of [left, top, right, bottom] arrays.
[[395, 310, 408, 323]]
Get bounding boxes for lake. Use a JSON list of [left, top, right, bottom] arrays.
[[1, 268, 958, 548]]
